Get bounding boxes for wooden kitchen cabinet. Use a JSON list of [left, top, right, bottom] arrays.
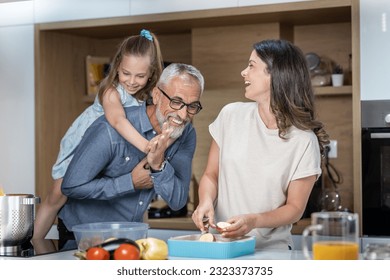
[[34, 0, 361, 232]]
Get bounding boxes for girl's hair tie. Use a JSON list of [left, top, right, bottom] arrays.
[[140, 29, 153, 41]]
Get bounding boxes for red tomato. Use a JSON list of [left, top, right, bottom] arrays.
[[113, 244, 140, 260], [86, 247, 110, 260]]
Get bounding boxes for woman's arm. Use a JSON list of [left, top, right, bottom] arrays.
[[192, 140, 220, 231], [102, 87, 150, 153]]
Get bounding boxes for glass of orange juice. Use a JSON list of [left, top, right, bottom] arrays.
[[302, 212, 359, 260]]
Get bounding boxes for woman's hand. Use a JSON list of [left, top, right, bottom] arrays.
[[219, 214, 257, 239], [192, 203, 216, 232]]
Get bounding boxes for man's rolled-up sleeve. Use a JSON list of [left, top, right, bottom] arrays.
[[61, 123, 135, 200]]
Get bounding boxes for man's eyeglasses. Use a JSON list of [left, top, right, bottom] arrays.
[[158, 87, 202, 115]]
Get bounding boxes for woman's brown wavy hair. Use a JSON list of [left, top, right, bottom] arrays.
[[253, 39, 329, 155]]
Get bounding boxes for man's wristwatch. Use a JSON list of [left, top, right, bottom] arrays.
[[150, 160, 166, 173]]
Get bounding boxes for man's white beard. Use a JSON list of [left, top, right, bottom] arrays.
[[156, 106, 189, 139]]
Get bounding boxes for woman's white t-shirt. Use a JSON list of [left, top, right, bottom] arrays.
[[209, 102, 321, 250]]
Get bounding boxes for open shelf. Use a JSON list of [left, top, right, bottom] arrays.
[[314, 85, 352, 96]]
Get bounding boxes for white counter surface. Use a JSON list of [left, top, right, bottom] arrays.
[[0, 248, 306, 260], [1, 229, 305, 260], [2, 227, 382, 260]]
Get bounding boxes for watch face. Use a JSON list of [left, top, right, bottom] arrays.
[[159, 160, 166, 171], [151, 160, 166, 172], [305, 52, 320, 71]]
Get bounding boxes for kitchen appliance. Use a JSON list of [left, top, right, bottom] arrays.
[[320, 146, 345, 212], [302, 146, 345, 219], [361, 100, 390, 236], [0, 239, 77, 258], [0, 194, 40, 253]]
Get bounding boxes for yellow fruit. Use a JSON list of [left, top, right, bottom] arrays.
[[136, 238, 168, 260]]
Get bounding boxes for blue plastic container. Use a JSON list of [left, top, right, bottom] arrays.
[[168, 234, 256, 259]]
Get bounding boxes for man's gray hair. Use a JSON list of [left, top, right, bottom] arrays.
[[157, 63, 204, 94]]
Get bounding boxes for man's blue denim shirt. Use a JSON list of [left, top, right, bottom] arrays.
[[58, 102, 196, 231]]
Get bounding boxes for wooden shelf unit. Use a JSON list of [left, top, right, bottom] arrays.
[[34, 0, 361, 230], [314, 85, 352, 96]]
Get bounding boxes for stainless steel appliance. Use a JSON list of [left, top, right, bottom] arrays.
[[361, 100, 390, 236], [0, 194, 77, 257], [0, 239, 76, 258], [0, 194, 40, 251], [0, 194, 42, 256]]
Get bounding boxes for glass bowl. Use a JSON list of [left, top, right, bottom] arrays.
[[72, 222, 148, 251]]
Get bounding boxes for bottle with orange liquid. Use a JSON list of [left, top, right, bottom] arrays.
[[313, 241, 359, 260], [302, 212, 359, 260]]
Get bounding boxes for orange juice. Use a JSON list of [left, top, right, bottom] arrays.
[[312, 241, 359, 260]]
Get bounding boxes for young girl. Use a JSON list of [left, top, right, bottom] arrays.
[[33, 29, 165, 239]]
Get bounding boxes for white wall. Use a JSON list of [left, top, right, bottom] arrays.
[[0, 2, 34, 194], [130, 0, 237, 15], [33, 0, 131, 23], [360, 0, 390, 100], [32, 0, 315, 21], [130, 0, 314, 16]]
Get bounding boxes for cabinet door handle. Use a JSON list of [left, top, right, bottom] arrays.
[[370, 132, 390, 139]]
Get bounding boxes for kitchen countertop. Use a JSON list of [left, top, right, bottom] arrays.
[[0, 237, 306, 260], [3, 227, 384, 260], [0, 236, 307, 260], [0, 248, 306, 260]]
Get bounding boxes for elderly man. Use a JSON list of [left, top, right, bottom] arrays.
[[57, 63, 204, 246]]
